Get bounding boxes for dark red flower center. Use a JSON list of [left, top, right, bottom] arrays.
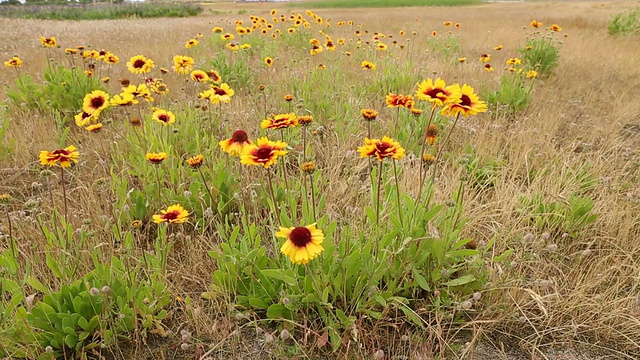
[[133, 59, 146, 68], [289, 227, 312, 247], [162, 210, 180, 220], [99, 50, 107, 56], [376, 142, 392, 155], [255, 147, 273, 160], [158, 114, 169, 122], [231, 130, 248, 143], [425, 88, 447, 100], [91, 96, 105, 109], [214, 88, 228, 96], [460, 95, 472, 107], [52, 149, 70, 156]]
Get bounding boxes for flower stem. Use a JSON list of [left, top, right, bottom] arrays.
[[432, 113, 461, 179], [308, 173, 317, 223], [375, 160, 383, 227], [4, 205, 16, 260], [60, 167, 68, 224], [279, 128, 289, 193], [154, 166, 162, 206], [416, 104, 438, 205], [267, 168, 279, 217], [392, 160, 403, 227], [198, 168, 215, 210]]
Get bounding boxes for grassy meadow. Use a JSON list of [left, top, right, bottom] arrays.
[[1, 1, 640, 359]]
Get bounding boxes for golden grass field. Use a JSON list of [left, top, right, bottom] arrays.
[[1, 0, 640, 359]]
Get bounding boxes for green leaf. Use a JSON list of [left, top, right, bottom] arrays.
[[412, 268, 430, 291], [442, 274, 476, 287], [260, 269, 297, 287], [493, 249, 514, 262], [266, 304, 294, 320], [248, 297, 269, 309]]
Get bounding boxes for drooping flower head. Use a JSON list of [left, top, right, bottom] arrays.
[[385, 94, 414, 109], [82, 90, 110, 115], [480, 53, 491, 63], [186, 154, 204, 168], [361, 109, 379, 121], [146, 152, 168, 164], [219, 130, 253, 156], [126, 55, 155, 74], [173, 55, 195, 75], [190, 70, 210, 83], [548, 24, 562, 32], [39, 145, 80, 168], [4, 56, 23, 68], [152, 109, 176, 126], [240, 137, 288, 168], [276, 223, 325, 265], [526, 70, 538, 79], [39, 36, 57, 48], [85, 123, 103, 133], [110, 92, 139, 107], [358, 136, 405, 161], [361, 61, 375, 70], [261, 113, 298, 130], [440, 84, 487, 118], [153, 204, 189, 224], [426, 123, 439, 145], [530, 20, 542, 28], [415, 78, 458, 107], [75, 111, 100, 127], [185, 38, 199, 48]]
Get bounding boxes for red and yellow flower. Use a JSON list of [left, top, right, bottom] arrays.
[[82, 90, 110, 115], [240, 137, 288, 168], [126, 55, 155, 74], [151, 109, 176, 126], [153, 204, 189, 224], [358, 136, 405, 161], [276, 223, 325, 265], [219, 130, 253, 156], [440, 84, 487, 117], [415, 78, 458, 106], [39, 145, 80, 168], [261, 113, 298, 130]]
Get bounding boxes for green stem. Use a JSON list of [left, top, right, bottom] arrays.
[[308, 173, 317, 223], [198, 168, 215, 210], [154, 166, 162, 206], [60, 167, 68, 224], [392, 160, 403, 227]]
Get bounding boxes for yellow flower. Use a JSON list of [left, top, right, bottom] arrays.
[[173, 55, 195, 75], [126, 55, 155, 74], [151, 109, 176, 126], [39, 36, 57, 48], [264, 57, 274, 66], [276, 223, 324, 265], [146, 152, 168, 164], [39, 145, 80, 168], [82, 90, 110, 115], [85, 123, 103, 133], [190, 70, 210, 82], [153, 204, 189, 224], [219, 130, 253, 156], [261, 113, 298, 130], [358, 136, 405, 161], [186, 154, 205, 168], [440, 84, 487, 117], [240, 137, 288, 168], [415, 78, 458, 106], [185, 38, 199, 48], [4, 56, 22, 68], [526, 70, 538, 79], [110, 92, 139, 107], [361, 61, 375, 70]]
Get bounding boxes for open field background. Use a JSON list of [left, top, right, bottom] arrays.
[[1, 0, 640, 359]]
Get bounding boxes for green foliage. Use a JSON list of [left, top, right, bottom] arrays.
[[483, 73, 534, 116], [206, 176, 502, 351], [289, 0, 480, 8], [0, 106, 15, 159], [209, 50, 254, 92], [7, 257, 171, 359], [0, 3, 203, 20], [518, 36, 560, 77], [460, 146, 505, 190], [6, 65, 104, 120], [608, 7, 640, 35], [519, 194, 598, 236]]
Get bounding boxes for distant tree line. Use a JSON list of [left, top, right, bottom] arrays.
[[1, 0, 127, 5]]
